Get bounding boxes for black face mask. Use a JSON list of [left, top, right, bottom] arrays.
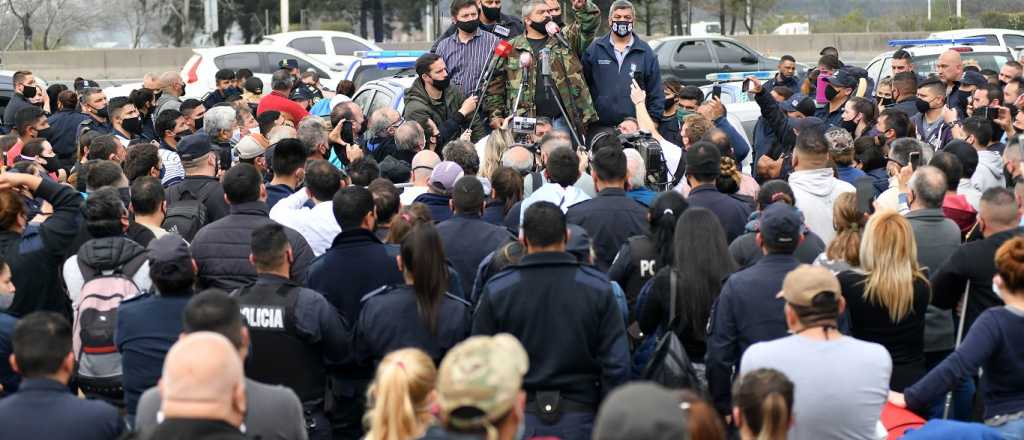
[[194, 118, 204, 131], [94, 105, 109, 119], [914, 97, 931, 114], [122, 116, 143, 135], [664, 96, 676, 108], [551, 14, 564, 27], [431, 76, 451, 91], [173, 129, 193, 143], [456, 19, 481, 33], [42, 156, 60, 174], [529, 18, 549, 34], [21, 85, 36, 99], [36, 127, 52, 139], [481, 5, 501, 21], [839, 119, 858, 135], [877, 97, 893, 107], [824, 84, 840, 102]]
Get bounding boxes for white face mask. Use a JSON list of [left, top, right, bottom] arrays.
[[0, 293, 12, 311], [231, 128, 243, 144]]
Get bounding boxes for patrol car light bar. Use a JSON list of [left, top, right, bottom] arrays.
[[887, 37, 987, 47], [704, 71, 775, 82], [355, 50, 427, 59], [375, 60, 417, 70]]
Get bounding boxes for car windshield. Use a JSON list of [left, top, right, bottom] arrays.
[[354, 66, 414, 88], [887, 52, 1010, 79]]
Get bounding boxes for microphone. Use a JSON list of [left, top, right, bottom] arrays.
[[475, 40, 515, 94], [519, 51, 533, 74], [540, 48, 552, 88], [545, 21, 571, 49], [513, 52, 533, 113]]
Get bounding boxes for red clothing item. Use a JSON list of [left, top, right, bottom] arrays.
[[6, 139, 23, 167], [256, 91, 310, 125], [942, 193, 978, 238]]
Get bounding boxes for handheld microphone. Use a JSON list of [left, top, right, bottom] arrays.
[[513, 52, 533, 113], [545, 21, 571, 49], [475, 40, 515, 94], [540, 48, 552, 88]]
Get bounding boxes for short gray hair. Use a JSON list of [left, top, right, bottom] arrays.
[[909, 165, 947, 209], [366, 108, 399, 140], [271, 70, 294, 91], [298, 116, 329, 152], [203, 106, 236, 138], [609, 0, 634, 16], [395, 121, 424, 152], [522, 0, 547, 18], [501, 146, 534, 173], [889, 138, 929, 166], [623, 148, 646, 188]]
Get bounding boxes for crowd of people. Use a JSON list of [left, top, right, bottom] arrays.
[[0, 0, 1023, 439]]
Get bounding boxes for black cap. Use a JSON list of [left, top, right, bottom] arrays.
[[278, 58, 299, 70], [760, 203, 802, 247], [379, 156, 411, 184], [825, 69, 858, 89], [74, 78, 100, 91], [147, 234, 192, 266], [685, 141, 721, 176], [244, 77, 263, 94], [960, 70, 987, 87], [780, 93, 816, 117], [176, 132, 213, 161], [593, 382, 690, 440], [290, 86, 315, 101]]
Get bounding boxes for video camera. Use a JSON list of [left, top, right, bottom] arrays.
[[619, 130, 669, 191]]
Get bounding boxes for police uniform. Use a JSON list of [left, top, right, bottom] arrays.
[[234, 273, 350, 440], [76, 117, 112, 147], [354, 285, 472, 366], [607, 235, 657, 321]]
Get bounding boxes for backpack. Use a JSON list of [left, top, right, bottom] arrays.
[[162, 183, 214, 241], [641, 270, 705, 394], [72, 252, 147, 403]]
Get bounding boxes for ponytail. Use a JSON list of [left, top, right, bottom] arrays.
[[732, 368, 794, 440], [648, 192, 688, 268], [716, 156, 742, 195], [400, 223, 448, 335], [365, 349, 437, 440], [755, 392, 790, 440]]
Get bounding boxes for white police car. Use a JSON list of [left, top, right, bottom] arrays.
[[865, 37, 1014, 86]]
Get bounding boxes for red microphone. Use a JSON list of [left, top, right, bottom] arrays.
[[495, 39, 513, 58]]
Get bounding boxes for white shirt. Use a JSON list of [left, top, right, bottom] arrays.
[[400, 185, 429, 206], [269, 190, 340, 256], [519, 182, 591, 227], [658, 138, 682, 183]]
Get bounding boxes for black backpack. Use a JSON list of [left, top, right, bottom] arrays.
[[162, 183, 214, 241], [642, 270, 706, 394]]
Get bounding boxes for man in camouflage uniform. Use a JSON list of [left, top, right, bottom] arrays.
[[484, 0, 599, 141], [419, 334, 529, 440]]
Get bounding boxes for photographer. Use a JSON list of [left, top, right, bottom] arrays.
[[627, 80, 683, 188]]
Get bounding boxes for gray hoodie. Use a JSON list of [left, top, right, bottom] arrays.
[[971, 149, 1006, 195], [789, 168, 856, 245]]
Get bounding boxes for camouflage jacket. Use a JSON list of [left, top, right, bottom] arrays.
[[484, 1, 600, 132]]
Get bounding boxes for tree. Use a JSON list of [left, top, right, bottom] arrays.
[[6, 0, 41, 50]]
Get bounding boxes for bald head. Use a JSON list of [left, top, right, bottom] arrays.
[[158, 71, 183, 95], [937, 50, 964, 84], [411, 150, 441, 185], [143, 73, 160, 90], [160, 332, 246, 426], [395, 121, 425, 152], [501, 146, 534, 174], [268, 125, 298, 144]]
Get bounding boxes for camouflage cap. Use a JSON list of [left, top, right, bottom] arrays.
[[436, 334, 529, 429]]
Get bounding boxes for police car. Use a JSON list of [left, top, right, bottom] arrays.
[[865, 37, 1014, 86], [179, 45, 343, 99], [344, 50, 424, 89], [928, 28, 1024, 60], [260, 30, 383, 74]]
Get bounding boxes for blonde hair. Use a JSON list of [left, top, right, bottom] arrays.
[[481, 128, 513, 179], [364, 349, 438, 440], [859, 210, 927, 322]]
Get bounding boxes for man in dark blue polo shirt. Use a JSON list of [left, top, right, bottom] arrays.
[[685, 141, 753, 243], [116, 234, 197, 422], [0, 312, 124, 439]]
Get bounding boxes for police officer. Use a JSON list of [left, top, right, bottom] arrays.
[[203, 69, 241, 109], [77, 87, 113, 145], [484, 0, 599, 141], [233, 223, 349, 440], [473, 201, 629, 440]]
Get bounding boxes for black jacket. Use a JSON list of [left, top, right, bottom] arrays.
[[565, 187, 648, 271], [413, 192, 453, 223], [930, 228, 1021, 334], [190, 201, 314, 290], [306, 229, 404, 326], [126, 418, 244, 440], [355, 285, 471, 366], [0, 378, 124, 440], [46, 110, 90, 159], [473, 251, 629, 406], [685, 185, 753, 243], [165, 176, 230, 224], [3, 178, 82, 319], [77, 235, 147, 272], [1, 94, 32, 131], [436, 213, 515, 297]]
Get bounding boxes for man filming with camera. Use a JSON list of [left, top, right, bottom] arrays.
[[621, 80, 684, 189]]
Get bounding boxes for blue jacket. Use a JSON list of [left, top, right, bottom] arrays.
[[0, 312, 17, 394], [763, 73, 799, 93], [566, 188, 648, 271], [413, 192, 454, 223], [436, 213, 515, 298], [837, 165, 867, 186], [686, 185, 753, 243], [355, 285, 471, 366], [0, 378, 124, 439], [473, 251, 629, 406], [626, 187, 656, 207], [815, 97, 848, 128], [306, 229, 404, 327], [715, 117, 750, 163], [582, 33, 664, 127], [46, 110, 90, 159]]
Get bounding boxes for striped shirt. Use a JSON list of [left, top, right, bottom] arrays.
[[434, 28, 500, 97], [158, 146, 185, 187]]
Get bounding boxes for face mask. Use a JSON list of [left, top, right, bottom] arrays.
[[194, 118, 204, 131], [153, 90, 163, 101], [42, 157, 60, 173], [37, 127, 52, 139], [226, 87, 242, 96], [173, 129, 193, 142], [481, 4, 501, 21], [824, 85, 840, 102], [914, 98, 931, 114], [551, 14, 564, 27], [94, 105, 109, 119], [21, 85, 36, 99], [122, 116, 143, 135], [118, 187, 132, 210], [839, 119, 858, 135], [0, 294, 11, 311], [529, 18, 549, 35], [664, 96, 676, 108], [611, 21, 633, 37], [431, 76, 451, 91], [231, 128, 242, 144], [456, 19, 481, 33]]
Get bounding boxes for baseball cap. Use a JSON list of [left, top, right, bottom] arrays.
[[593, 382, 690, 440], [780, 94, 816, 117], [379, 156, 411, 184], [147, 234, 192, 267], [776, 264, 841, 307], [176, 132, 213, 161], [436, 334, 529, 430], [243, 77, 263, 94], [825, 69, 858, 89], [759, 203, 802, 248], [278, 58, 299, 70], [960, 70, 987, 87], [685, 141, 721, 176], [430, 161, 464, 195], [795, 116, 825, 132], [74, 78, 101, 91], [290, 86, 315, 102], [235, 135, 267, 160]]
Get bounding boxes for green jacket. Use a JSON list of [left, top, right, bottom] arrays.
[[483, 0, 600, 134], [403, 77, 485, 144]]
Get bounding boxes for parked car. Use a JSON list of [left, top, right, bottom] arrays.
[[179, 45, 343, 99], [651, 36, 800, 86], [351, 74, 415, 118], [260, 31, 382, 73], [343, 51, 424, 89], [928, 28, 1024, 60], [865, 44, 1013, 87]]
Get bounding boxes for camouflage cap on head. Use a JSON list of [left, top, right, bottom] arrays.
[[437, 334, 529, 430]]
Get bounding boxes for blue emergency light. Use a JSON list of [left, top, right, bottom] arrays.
[[357, 50, 427, 59], [704, 71, 776, 82], [375, 60, 417, 70], [887, 37, 987, 47]]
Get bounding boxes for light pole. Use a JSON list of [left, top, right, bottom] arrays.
[[281, 0, 290, 32], [927, 0, 931, 21]]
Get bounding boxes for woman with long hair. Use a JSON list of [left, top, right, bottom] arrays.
[[814, 192, 867, 273], [837, 210, 930, 391], [732, 369, 794, 440], [355, 223, 471, 365], [385, 203, 433, 244], [480, 128, 513, 179], [364, 348, 437, 440], [638, 208, 737, 375], [483, 167, 523, 226], [891, 236, 1024, 438], [608, 191, 688, 318], [730, 180, 826, 268]]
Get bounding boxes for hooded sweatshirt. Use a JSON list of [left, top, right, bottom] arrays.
[[971, 149, 1006, 195], [62, 236, 151, 307], [788, 168, 856, 245]]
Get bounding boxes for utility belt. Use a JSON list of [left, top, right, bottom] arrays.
[[525, 391, 596, 425], [986, 409, 1024, 427]]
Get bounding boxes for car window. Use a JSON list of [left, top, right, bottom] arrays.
[[353, 89, 376, 114], [915, 52, 1010, 76], [215, 52, 262, 72], [366, 88, 396, 116], [288, 37, 327, 55], [266, 52, 328, 78], [879, 57, 893, 82], [673, 40, 712, 63], [867, 59, 883, 84], [1005, 34, 1024, 49], [976, 35, 999, 45], [353, 65, 414, 88], [333, 37, 372, 56], [712, 40, 752, 64]]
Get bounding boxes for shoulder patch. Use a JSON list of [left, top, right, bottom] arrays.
[[121, 291, 154, 304]]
